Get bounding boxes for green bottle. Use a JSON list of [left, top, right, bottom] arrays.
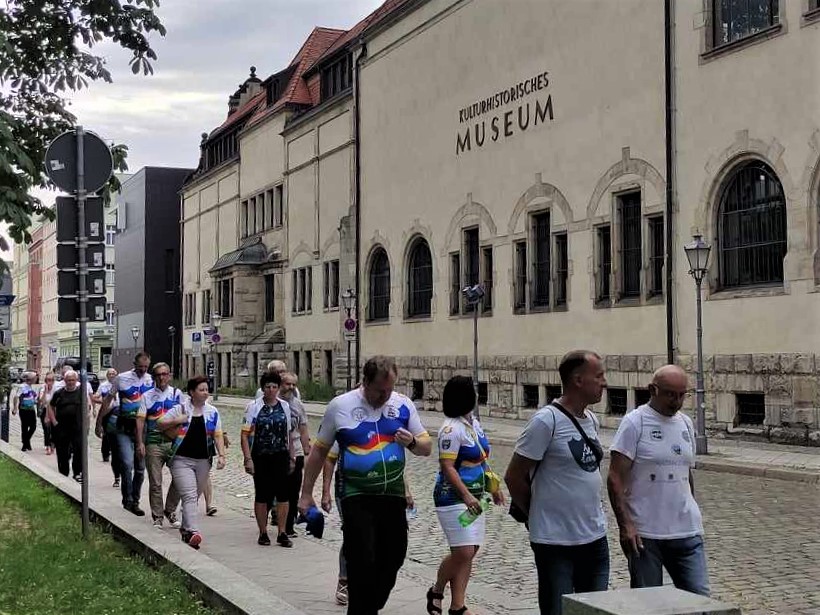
[[457, 495, 491, 528]]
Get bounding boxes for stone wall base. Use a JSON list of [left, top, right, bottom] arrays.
[[394, 353, 820, 439]]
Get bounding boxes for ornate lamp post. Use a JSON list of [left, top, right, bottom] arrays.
[[130, 326, 140, 355], [341, 288, 356, 391], [684, 233, 712, 455], [462, 284, 485, 421], [211, 313, 222, 400]]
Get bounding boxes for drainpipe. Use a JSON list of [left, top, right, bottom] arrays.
[[664, 0, 676, 365], [353, 41, 367, 385]]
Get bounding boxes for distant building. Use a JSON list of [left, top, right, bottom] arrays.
[[113, 167, 193, 374]]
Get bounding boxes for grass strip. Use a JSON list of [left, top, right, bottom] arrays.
[[0, 455, 219, 615]]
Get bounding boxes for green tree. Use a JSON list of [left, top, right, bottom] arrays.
[[0, 0, 166, 247]]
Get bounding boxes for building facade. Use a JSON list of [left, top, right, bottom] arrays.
[[182, 0, 820, 441], [113, 167, 192, 373]]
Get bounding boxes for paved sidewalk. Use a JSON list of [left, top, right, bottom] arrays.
[[219, 395, 820, 482], [2, 418, 538, 615]]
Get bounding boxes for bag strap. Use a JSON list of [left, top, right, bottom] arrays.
[[551, 401, 604, 466], [459, 417, 492, 471]]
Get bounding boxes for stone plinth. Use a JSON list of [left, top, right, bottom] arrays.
[[563, 587, 741, 615]]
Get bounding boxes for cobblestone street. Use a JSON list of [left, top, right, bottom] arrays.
[[209, 408, 820, 615], [8, 405, 820, 614]]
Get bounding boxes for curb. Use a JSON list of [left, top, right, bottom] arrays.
[[0, 441, 307, 615]]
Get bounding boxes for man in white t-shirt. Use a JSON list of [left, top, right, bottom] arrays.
[[607, 364, 709, 596], [505, 350, 609, 615]]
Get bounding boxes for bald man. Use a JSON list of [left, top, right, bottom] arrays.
[[607, 365, 709, 597]]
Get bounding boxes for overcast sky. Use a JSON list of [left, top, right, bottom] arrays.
[[9, 0, 383, 262]]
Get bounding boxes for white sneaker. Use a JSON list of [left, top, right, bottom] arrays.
[[152, 517, 163, 528], [165, 512, 181, 529]]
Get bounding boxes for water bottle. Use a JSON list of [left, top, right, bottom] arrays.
[[406, 505, 418, 521], [457, 496, 491, 528]]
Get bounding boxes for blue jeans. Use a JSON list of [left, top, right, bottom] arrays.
[[531, 537, 610, 615], [628, 535, 710, 597], [116, 431, 145, 507]]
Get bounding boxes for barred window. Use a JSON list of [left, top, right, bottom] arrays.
[[531, 212, 550, 308], [713, 0, 778, 47], [648, 216, 665, 297], [619, 192, 642, 298], [554, 233, 568, 307], [407, 238, 433, 318], [367, 248, 390, 322], [718, 161, 786, 288], [596, 225, 612, 303]]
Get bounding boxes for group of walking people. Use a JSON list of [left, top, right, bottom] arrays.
[[13, 348, 708, 615], [298, 351, 708, 615]]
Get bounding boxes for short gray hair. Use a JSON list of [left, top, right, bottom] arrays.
[[362, 355, 397, 385], [152, 362, 171, 375], [266, 359, 287, 373]]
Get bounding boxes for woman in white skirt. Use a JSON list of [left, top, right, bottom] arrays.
[[427, 376, 504, 615]]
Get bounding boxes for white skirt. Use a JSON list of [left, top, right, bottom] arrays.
[[436, 503, 486, 547]]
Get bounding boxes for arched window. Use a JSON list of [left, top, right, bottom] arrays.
[[367, 248, 390, 322], [407, 238, 433, 318], [718, 161, 787, 288]]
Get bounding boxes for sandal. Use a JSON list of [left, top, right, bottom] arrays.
[[448, 608, 469, 615], [426, 586, 444, 614]]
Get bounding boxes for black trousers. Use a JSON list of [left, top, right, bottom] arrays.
[[19, 409, 37, 450], [341, 495, 408, 615], [105, 431, 121, 479], [53, 421, 82, 477], [39, 409, 53, 447], [285, 455, 304, 534]]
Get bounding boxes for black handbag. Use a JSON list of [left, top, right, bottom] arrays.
[[551, 401, 604, 468]]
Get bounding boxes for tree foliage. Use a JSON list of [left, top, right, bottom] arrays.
[[0, 0, 166, 246]]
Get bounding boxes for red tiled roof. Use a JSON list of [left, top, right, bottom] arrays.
[[306, 0, 414, 73], [244, 27, 344, 129], [206, 1, 414, 139]]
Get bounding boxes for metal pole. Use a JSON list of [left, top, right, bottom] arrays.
[[212, 342, 219, 401], [346, 339, 352, 391], [694, 277, 708, 455], [76, 126, 90, 538], [472, 305, 480, 421]]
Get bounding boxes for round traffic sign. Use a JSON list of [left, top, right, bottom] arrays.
[[45, 129, 114, 194], [344, 318, 357, 332], [210, 333, 222, 344]]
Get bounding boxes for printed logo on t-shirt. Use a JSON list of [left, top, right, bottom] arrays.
[[352, 407, 367, 422], [672, 444, 682, 455], [681, 429, 691, 442], [651, 429, 663, 441], [385, 406, 400, 419], [441, 438, 452, 450], [568, 437, 600, 473]]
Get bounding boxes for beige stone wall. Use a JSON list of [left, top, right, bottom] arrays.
[[353, 0, 820, 434], [181, 162, 240, 354], [282, 100, 355, 384]]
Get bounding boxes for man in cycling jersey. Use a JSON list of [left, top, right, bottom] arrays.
[[299, 355, 431, 615]]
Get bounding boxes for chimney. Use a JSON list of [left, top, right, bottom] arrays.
[[237, 66, 263, 108]]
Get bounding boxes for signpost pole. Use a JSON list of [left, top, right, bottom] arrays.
[[76, 126, 90, 539]]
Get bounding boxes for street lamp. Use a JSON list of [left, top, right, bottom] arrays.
[[341, 288, 356, 391], [130, 326, 141, 355], [462, 284, 485, 421], [167, 326, 176, 376], [211, 313, 222, 400], [684, 233, 712, 456]]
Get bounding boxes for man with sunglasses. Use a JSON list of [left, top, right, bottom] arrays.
[[607, 364, 709, 597]]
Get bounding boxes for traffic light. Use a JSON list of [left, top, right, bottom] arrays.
[[56, 196, 107, 323]]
